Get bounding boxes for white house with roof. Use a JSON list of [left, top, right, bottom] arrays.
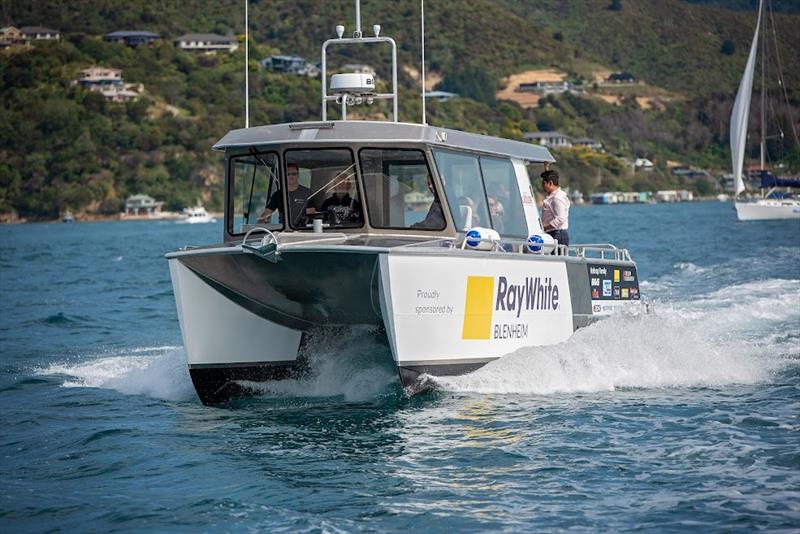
[[524, 131, 573, 149], [104, 31, 161, 47], [0, 26, 21, 46], [573, 137, 603, 151], [342, 63, 376, 75], [424, 90, 459, 102], [19, 26, 60, 40], [261, 55, 319, 77], [124, 194, 164, 216], [73, 67, 142, 102], [174, 33, 238, 53]]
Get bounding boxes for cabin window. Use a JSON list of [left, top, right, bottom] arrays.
[[432, 150, 492, 231], [284, 148, 363, 230], [479, 156, 529, 238], [359, 148, 445, 230], [229, 151, 280, 235]]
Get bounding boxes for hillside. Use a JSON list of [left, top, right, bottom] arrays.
[[1, 0, 798, 219]]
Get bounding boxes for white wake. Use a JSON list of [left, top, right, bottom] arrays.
[[429, 278, 799, 395]]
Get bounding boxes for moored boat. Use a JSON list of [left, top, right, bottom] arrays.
[[177, 206, 216, 224]]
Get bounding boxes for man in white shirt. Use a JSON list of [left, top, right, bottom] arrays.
[[540, 168, 570, 246]]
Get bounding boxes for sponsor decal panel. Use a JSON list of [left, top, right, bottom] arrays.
[[587, 263, 640, 302], [385, 255, 575, 364]]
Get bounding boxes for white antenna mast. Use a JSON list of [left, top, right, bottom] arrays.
[[244, 0, 250, 128], [421, 0, 427, 125]]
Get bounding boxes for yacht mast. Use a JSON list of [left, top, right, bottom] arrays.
[[759, 0, 765, 169]]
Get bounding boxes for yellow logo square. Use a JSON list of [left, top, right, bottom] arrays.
[[462, 276, 494, 340]]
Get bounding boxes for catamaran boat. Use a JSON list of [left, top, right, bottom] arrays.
[[166, 2, 643, 404], [730, 0, 800, 221], [177, 206, 217, 224]]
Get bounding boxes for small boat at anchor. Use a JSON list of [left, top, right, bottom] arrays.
[[166, 1, 644, 404], [177, 206, 216, 224]]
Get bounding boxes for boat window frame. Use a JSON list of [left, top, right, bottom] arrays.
[[431, 148, 494, 232], [227, 148, 283, 236], [479, 154, 530, 239], [282, 146, 365, 231], [357, 147, 446, 231]]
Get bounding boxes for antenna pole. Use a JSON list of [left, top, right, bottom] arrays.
[[245, 0, 250, 128], [355, 0, 362, 37], [421, 0, 427, 125]]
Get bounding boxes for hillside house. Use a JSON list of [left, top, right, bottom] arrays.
[[524, 131, 573, 149], [0, 26, 21, 47], [635, 158, 654, 171], [19, 26, 60, 41], [424, 90, 459, 102], [174, 33, 238, 53], [74, 67, 141, 102], [573, 137, 603, 151], [670, 165, 709, 179], [261, 55, 319, 77], [104, 31, 161, 47], [516, 81, 571, 95], [607, 72, 636, 83], [342, 63, 376, 75], [124, 194, 164, 216]]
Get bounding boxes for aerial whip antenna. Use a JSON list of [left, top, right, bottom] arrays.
[[245, 0, 250, 128], [421, 0, 427, 125]]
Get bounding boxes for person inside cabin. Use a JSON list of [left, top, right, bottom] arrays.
[[540, 165, 570, 246], [488, 195, 505, 233], [411, 178, 445, 229], [320, 177, 362, 225], [258, 164, 313, 226]]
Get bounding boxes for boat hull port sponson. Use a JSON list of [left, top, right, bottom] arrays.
[[166, 1, 643, 405]]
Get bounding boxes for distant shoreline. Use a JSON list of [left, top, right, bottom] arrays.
[[0, 211, 224, 225]]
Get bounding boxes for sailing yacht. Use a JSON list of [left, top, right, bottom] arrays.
[[730, 0, 800, 221]]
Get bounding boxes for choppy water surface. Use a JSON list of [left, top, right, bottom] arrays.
[[1, 202, 798, 532]]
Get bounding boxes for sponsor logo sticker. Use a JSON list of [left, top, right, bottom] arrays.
[[621, 288, 629, 298], [613, 285, 620, 298], [613, 269, 620, 283], [462, 275, 562, 340], [591, 288, 600, 299], [593, 304, 601, 313], [603, 280, 612, 297], [623, 270, 635, 282]]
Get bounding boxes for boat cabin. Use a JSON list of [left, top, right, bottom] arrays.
[[216, 121, 555, 243]]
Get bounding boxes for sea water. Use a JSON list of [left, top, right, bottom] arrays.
[[1, 202, 798, 532]]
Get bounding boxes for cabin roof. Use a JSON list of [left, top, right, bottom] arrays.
[[213, 120, 555, 163]]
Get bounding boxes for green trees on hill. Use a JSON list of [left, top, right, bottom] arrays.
[[1, 0, 798, 218]]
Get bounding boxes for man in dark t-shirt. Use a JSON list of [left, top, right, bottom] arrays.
[[258, 164, 311, 226]]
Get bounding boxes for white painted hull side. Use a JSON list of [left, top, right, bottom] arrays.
[[168, 259, 302, 367], [735, 200, 800, 220], [379, 254, 575, 370]]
